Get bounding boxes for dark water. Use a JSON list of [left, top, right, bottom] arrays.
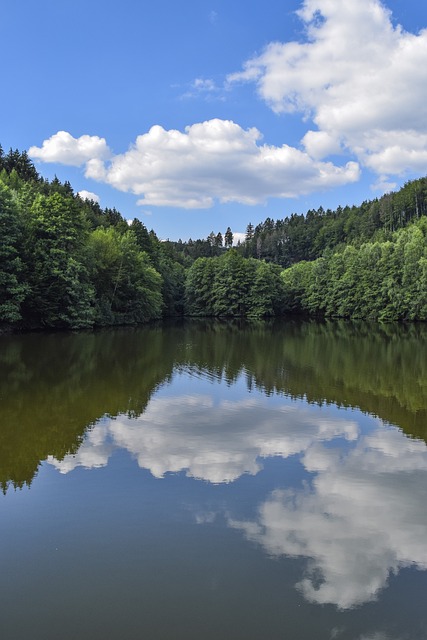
[[1, 319, 427, 639]]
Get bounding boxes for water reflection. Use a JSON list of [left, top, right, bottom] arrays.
[[229, 423, 427, 609], [0, 326, 176, 490], [2, 319, 427, 623], [44, 379, 427, 610], [1, 319, 427, 491], [48, 391, 358, 483]]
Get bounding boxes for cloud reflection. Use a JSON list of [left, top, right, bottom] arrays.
[[47, 392, 427, 609], [47, 394, 358, 483], [229, 426, 427, 609]]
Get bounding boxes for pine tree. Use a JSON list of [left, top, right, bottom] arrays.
[[0, 183, 28, 324], [224, 227, 233, 248]]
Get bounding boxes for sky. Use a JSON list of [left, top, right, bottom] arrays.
[[2, 0, 427, 243]]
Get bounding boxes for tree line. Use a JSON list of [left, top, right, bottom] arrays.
[[280, 218, 427, 320], [1, 143, 427, 329], [237, 178, 427, 266], [0, 145, 188, 329]]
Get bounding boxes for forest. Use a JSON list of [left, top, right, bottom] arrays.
[[1, 143, 427, 330]]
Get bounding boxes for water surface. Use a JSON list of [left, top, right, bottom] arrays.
[[1, 320, 427, 639]]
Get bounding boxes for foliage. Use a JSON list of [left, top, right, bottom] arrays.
[[21, 192, 95, 328], [185, 250, 285, 317], [0, 146, 174, 330], [237, 177, 427, 267], [87, 227, 163, 325], [0, 182, 28, 324], [2, 141, 427, 328], [281, 218, 427, 321]]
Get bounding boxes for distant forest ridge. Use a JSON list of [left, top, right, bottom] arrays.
[[1, 144, 427, 328]]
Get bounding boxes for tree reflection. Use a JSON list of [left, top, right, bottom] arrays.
[[1, 319, 426, 490]]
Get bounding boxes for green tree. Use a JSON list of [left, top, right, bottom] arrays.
[[224, 226, 233, 249], [212, 250, 255, 316], [129, 218, 154, 255], [23, 192, 94, 328], [215, 232, 223, 248], [0, 183, 28, 324], [185, 257, 217, 316], [249, 262, 284, 317], [156, 254, 185, 316], [281, 261, 313, 314], [88, 227, 162, 325], [401, 224, 426, 319]]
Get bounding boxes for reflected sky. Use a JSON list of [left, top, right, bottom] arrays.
[[48, 371, 359, 483], [229, 426, 427, 609], [45, 369, 427, 611], [3, 322, 427, 639]]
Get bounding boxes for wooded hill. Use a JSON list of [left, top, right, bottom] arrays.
[[1, 144, 427, 329]]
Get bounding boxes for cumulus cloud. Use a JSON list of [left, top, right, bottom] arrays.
[[31, 120, 359, 209], [29, 131, 111, 166], [232, 231, 246, 245], [78, 189, 100, 203], [229, 426, 427, 609], [85, 157, 108, 181], [28, 1, 427, 205], [228, 0, 427, 180]]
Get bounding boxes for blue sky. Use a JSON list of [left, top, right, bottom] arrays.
[[2, 0, 427, 242]]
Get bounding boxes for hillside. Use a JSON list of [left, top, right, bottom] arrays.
[[1, 144, 427, 328]]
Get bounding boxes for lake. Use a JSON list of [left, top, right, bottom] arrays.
[[1, 319, 427, 639]]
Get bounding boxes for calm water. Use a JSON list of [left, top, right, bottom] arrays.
[[1, 319, 427, 639]]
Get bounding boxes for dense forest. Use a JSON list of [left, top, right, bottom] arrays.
[[1, 143, 427, 330], [0, 146, 186, 330]]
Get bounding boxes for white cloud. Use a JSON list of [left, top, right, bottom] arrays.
[[228, 0, 427, 181], [29, 131, 111, 166], [180, 77, 226, 102], [302, 131, 342, 160], [85, 157, 108, 181], [193, 78, 217, 92], [27, 1, 427, 205], [45, 385, 427, 609], [78, 189, 100, 203], [229, 426, 427, 609], [179, 73, 230, 103], [371, 175, 397, 193], [47, 393, 358, 484], [232, 231, 246, 245], [33, 120, 358, 209], [47, 421, 113, 474]]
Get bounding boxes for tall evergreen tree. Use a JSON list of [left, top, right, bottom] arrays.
[[224, 227, 233, 248], [23, 192, 94, 328], [0, 182, 28, 324]]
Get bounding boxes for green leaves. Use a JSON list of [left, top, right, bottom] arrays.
[[280, 218, 427, 321], [88, 227, 163, 325], [0, 173, 166, 330], [0, 182, 28, 324], [22, 192, 94, 328], [185, 250, 284, 318]]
